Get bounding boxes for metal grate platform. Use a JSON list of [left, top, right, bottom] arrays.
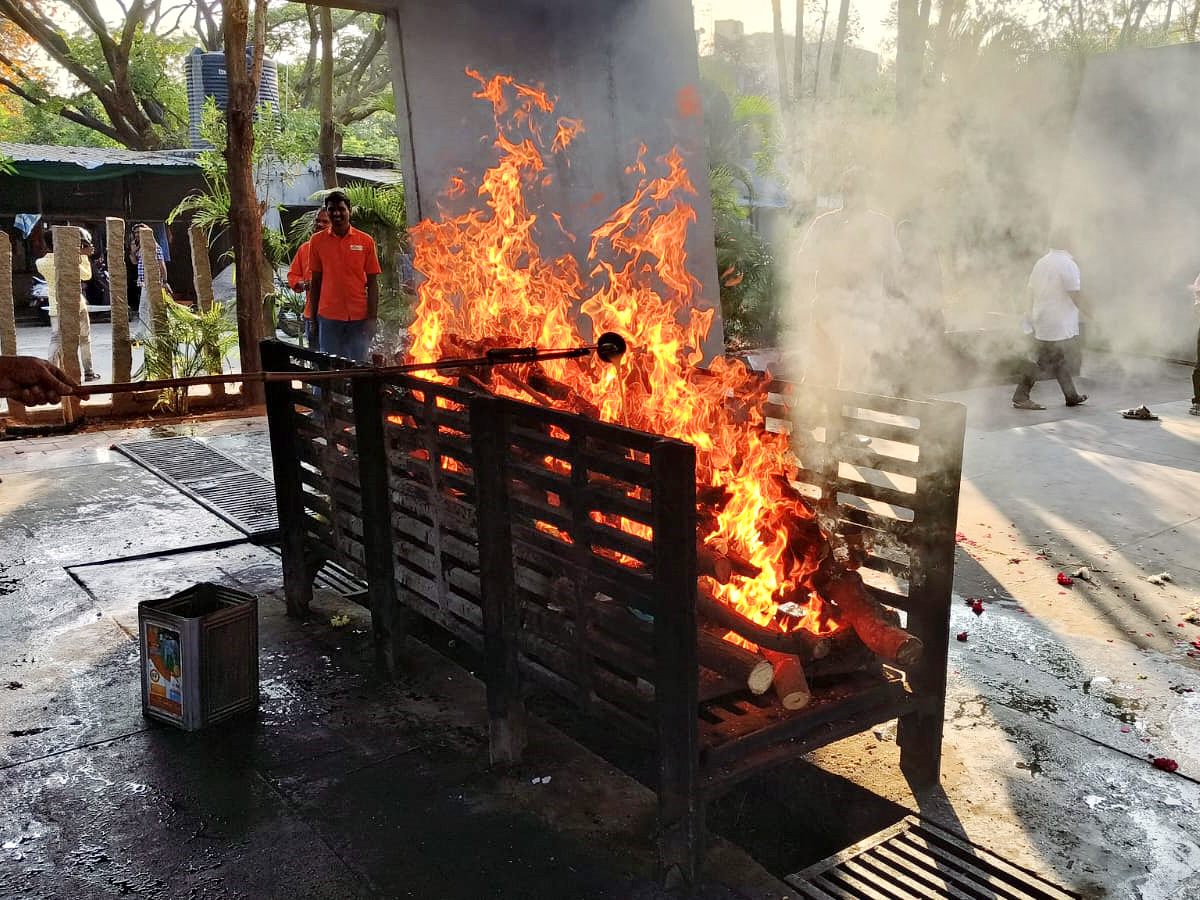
[[116, 436, 368, 601], [117, 436, 281, 540], [786, 816, 1081, 900]]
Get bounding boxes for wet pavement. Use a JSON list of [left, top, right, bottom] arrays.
[[1, 351, 1199, 898]]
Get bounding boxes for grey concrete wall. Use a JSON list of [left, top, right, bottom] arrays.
[[1053, 43, 1200, 360], [384, 0, 724, 359]]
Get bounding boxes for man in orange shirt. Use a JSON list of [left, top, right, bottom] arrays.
[[309, 191, 381, 362], [287, 207, 332, 347]]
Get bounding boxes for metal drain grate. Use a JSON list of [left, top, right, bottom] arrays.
[[116, 436, 280, 541], [116, 436, 369, 601], [786, 815, 1081, 900]]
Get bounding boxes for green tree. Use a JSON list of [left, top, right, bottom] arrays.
[[0, 0, 193, 149]]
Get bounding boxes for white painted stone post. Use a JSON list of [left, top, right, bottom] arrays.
[[0, 230, 27, 421]]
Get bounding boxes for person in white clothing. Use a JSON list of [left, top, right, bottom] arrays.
[[36, 227, 100, 381], [1012, 230, 1087, 410]]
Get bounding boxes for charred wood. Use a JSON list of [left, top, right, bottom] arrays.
[[697, 585, 831, 660], [696, 628, 774, 695]]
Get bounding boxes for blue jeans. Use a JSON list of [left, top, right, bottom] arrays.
[[318, 317, 372, 363]]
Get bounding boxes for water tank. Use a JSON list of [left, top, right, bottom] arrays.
[[186, 47, 281, 149]]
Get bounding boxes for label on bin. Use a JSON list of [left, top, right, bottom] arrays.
[[145, 624, 183, 721]]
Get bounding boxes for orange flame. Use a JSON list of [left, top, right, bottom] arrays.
[[408, 72, 833, 637]]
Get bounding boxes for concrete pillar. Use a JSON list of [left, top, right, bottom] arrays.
[[107, 218, 132, 388], [52, 226, 84, 422], [190, 225, 216, 312], [0, 231, 27, 421], [189, 225, 225, 400], [138, 226, 170, 380]]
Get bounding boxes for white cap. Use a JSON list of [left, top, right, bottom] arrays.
[[77, 227, 92, 246]]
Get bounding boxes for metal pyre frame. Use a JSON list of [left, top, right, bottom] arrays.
[[262, 340, 967, 881]]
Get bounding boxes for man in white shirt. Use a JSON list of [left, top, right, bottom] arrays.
[[1012, 231, 1088, 410]]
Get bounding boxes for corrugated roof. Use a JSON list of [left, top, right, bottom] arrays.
[[337, 166, 402, 185], [0, 142, 201, 178]]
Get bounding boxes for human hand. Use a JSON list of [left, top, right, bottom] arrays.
[[0, 356, 83, 405]]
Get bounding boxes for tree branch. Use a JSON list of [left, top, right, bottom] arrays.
[[0, 75, 123, 143]]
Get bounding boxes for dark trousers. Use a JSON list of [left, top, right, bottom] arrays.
[[1014, 338, 1082, 403], [1192, 326, 1200, 404]]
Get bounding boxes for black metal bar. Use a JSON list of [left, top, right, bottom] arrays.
[[651, 437, 701, 884], [262, 339, 315, 618], [898, 399, 967, 789], [352, 374, 406, 678], [470, 395, 526, 764]]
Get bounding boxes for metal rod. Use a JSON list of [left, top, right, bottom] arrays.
[[73, 332, 629, 397]]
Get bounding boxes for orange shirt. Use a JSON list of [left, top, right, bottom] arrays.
[[309, 226, 381, 322], [287, 240, 314, 318]]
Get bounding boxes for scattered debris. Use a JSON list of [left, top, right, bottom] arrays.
[[971, 599, 985, 616], [1121, 405, 1159, 421], [1070, 566, 1092, 582], [1151, 757, 1179, 773], [329, 614, 351, 627], [1057, 573, 1074, 587], [1147, 573, 1173, 586], [530, 776, 552, 785], [6, 681, 22, 690], [956, 632, 969, 642]]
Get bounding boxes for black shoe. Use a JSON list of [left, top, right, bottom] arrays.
[[1066, 394, 1088, 407], [1012, 399, 1045, 410]]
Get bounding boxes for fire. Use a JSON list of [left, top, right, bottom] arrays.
[[407, 71, 835, 639]]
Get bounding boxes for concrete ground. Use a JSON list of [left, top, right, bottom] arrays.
[[1, 344, 1199, 898]]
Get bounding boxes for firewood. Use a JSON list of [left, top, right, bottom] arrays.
[[697, 542, 733, 584], [698, 540, 763, 585], [814, 567, 923, 666], [697, 484, 732, 508], [494, 369, 554, 406], [459, 373, 494, 394], [697, 586, 832, 661], [760, 648, 811, 710], [524, 370, 602, 419], [723, 550, 762, 580], [696, 629, 774, 695]]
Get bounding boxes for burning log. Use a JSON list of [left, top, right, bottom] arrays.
[[697, 542, 732, 584], [760, 648, 811, 710], [697, 586, 831, 661], [495, 369, 554, 407], [696, 629, 774, 696], [814, 568, 923, 667], [697, 542, 763, 585], [697, 484, 732, 509]]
